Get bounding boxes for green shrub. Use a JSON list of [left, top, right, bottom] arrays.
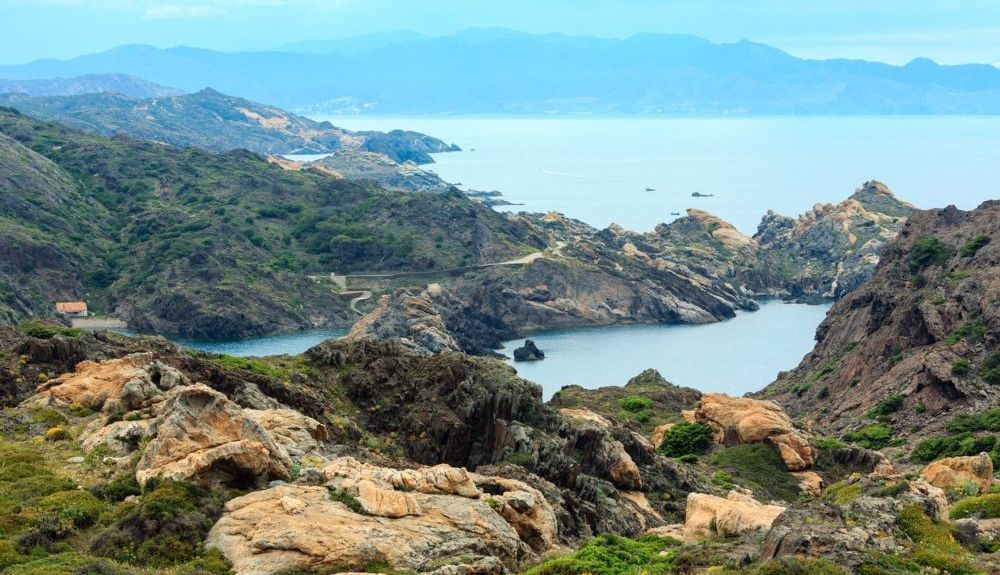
[[677, 454, 698, 464], [908, 236, 952, 272], [843, 423, 893, 450], [176, 548, 235, 575], [897, 505, 978, 575], [90, 473, 142, 503], [950, 493, 1000, 519], [947, 408, 1000, 433], [823, 480, 862, 506], [944, 319, 988, 346], [814, 437, 846, 450], [17, 321, 83, 339], [980, 352, 1000, 385], [657, 422, 714, 457], [522, 533, 679, 575], [89, 480, 225, 567], [951, 359, 971, 376], [911, 432, 997, 463], [960, 233, 990, 257], [711, 444, 801, 502], [727, 558, 848, 575], [3, 552, 137, 575], [36, 490, 105, 528], [867, 394, 903, 418], [327, 488, 366, 515], [617, 395, 652, 413]]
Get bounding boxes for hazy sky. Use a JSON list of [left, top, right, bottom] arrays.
[[2, 0, 999, 66]]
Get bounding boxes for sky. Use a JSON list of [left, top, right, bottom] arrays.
[[1, 0, 999, 66]]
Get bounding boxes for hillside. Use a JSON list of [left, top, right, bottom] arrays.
[[0, 73, 181, 98], [0, 108, 537, 339], [761, 201, 999, 451], [0, 88, 459, 160], [3, 31, 1000, 114]]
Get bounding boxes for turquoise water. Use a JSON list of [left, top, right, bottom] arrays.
[[171, 328, 347, 357], [499, 300, 831, 400], [314, 115, 1000, 234]]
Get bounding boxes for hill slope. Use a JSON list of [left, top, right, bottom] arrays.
[[0, 88, 459, 160], [3, 31, 1000, 114], [0, 73, 181, 98]]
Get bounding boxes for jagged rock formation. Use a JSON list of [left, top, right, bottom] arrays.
[[684, 490, 786, 543], [751, 181, 915, 300], [760, 200, 999, 440], [307, 148, 453, 192], [920, 453, 994, 493], [346, 288, 462, 355], [512, 339, 544, 362]]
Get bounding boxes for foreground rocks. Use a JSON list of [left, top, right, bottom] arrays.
[[683, 490, 785, 543], [920, 453, 994, 493], [207, 457, 559, 574]]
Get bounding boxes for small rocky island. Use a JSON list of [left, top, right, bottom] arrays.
[[513, 339, 545, 361]]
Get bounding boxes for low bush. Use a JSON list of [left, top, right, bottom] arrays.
[[947, 408, 1000, 433], [843, 423, 893, 450], [908, 236, 952, 273], [950, 493, 1000, 520], [3, 552, 137, 575], [17, 321, 83, 339], [89, 480, 226, 567], [911, 432, 998, 464], [867, 394, 903, 418], [36, 490, 105, 529], [522, 533, 679, 575], [960, 233, 990, 257], [617, 395, 652, 413], [719, 558, 847, 575], [823, 480, 863, 506], [980, 352, 1000, 385], [951, 359, 971, 376], [657, 422, 713, 457]]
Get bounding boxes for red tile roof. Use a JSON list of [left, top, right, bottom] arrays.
[[56, 301, 88, 313]]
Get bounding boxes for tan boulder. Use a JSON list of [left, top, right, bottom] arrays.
[[21, 353, 169, 413], [135, 384, 292, 487], [558, 410, 643, 490], [920, 453, 994, 493], [208, 458, 560, 574], [683, 490, 786, 543], [645, 524, 685, 541], [791, 471, 824, 498], [694, 393, 814, 471], [243, 408, 328, 458], [559, 408, 613, 429]]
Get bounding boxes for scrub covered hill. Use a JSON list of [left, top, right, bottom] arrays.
[[0, 107, 541, 339], [0, 88, 459, 161]]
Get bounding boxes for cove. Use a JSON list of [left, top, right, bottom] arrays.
[[500, 300, 831, 400], [171, 328, 348, 357]]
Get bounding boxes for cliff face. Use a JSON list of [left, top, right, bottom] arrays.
[[760, 200, 999, 440]]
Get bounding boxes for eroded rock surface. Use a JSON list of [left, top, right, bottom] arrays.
[[683, 490, 786, 543], [920, 453, 994, 493]]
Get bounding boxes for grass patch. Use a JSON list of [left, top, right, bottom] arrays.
[[960, 234, 990, 257], [948, 408, 1000, 433], [950, 493, 1000, 520], [866, 394, 903, 418], [911, 432, 998, 465], [843, 423, 893, 450], [823, 480, 863, 506], [327, 488, 366, 515], [208, 355, 288, 378], [897, 505, 980, 575], [944, 319, 988, 346], [980, 352, 1000, 385], [908, 236, 952, 273], [16, 321, 83, 339], [711, 444, 801, 502], [522, 533, 680, 575]]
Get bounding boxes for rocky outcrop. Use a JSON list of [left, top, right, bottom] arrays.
[[207, 457, 558, 574], [920, 453, 994, 493], [346, 288, 462, 355], [683, 490, 786, 543], [760, 200, 999, 441], [694, 394, 814, 471], [512, 339, 544, 362], [309, 149, 453, 192]]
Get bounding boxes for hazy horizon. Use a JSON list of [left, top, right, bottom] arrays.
[[2, 1, 999, 66]]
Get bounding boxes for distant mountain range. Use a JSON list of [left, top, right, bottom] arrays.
[[0, 88, 458, 160], [2, 29, 1000, 114], [0, 73, 180, 99]]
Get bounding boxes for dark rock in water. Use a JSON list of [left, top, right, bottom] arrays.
[[513, 339, 545, 362]]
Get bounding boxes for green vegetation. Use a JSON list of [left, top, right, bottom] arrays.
[[327, 488, 366, 515], [711, 444, 801, 502], [823, 480, 863, 506], [950, 493, 1000, 520], [843, 423, 894, 450], [718, 558, 847, 575], [616, 395, 653, 423], [948, 408, 1000, 433], [944, 319, 988, 346], [16, 321, 82, 339], [897, 505, 980, 575], [980, 352, 1000, 385], [209, 355, 288, 378], [522, 533, 680, 575], [960, 234, 990, 257], [951, 358, 971, 376], [866, 394, 903, 418], [657, 422, 713, 458], [908, 236, 953, 273], [912, 432, 999, 466]]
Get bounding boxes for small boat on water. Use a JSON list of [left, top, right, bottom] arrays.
[[670, 211, 681, 216], [691, 192, 715, 197], [645, 187, 656, 191]]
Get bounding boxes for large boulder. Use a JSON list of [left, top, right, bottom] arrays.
[[683, 490, 786, 543], [694, 393, 814, 471], [136, 384, 293, 487], [207, 457, 559, 574], [920, 453, 994, 494], [512, 339, 544, 362]]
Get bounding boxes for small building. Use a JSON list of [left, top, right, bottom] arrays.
[[56, 301, 88, 318]]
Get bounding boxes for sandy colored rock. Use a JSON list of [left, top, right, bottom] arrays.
[[651, 422, 675, 450], [792, 471, 824, 498], [559, 408, 613, 429], [645, 524, 685, 542], [243, 408, 328, 457], [684, 490, 786, 543], [22, 353, 155, 413], [208, 458, 560, 574], [694, 393, 814, 471], [920, 453, 994, 494], [136, 384, 292, 487]]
